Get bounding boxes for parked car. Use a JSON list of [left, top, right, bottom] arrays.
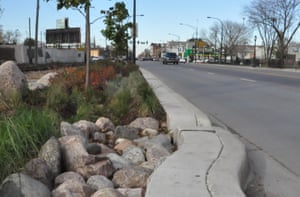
[[91, 56, 104, 61], [162, 52, 179, 64], [179, 58, 186, 64], [142, 57, 153, 61]]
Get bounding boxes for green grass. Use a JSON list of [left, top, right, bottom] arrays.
[[0, 107, 59, 181]]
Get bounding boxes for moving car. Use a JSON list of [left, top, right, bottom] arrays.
[[162, 52, 179, 64]]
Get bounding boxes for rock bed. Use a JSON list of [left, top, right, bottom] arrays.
[[0, 116, 175, 197]]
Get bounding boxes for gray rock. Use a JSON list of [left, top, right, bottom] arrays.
[[140, 128, 158, 137], [139, 161, 157, 171], [28, 81, 46, 90], [87, 143, 102, 155], [106, 130, 116, 147], [0, 61, 28, 98], [87, 175, 114, 190], [23, 158, 54, 190], [115, 126, 140, 140], [54, 171, 85, 187], [145, 143, 170, 163], [73, 120, 100, 139], [112, 166, 151, 188], [60, 121, 87, 140], [76, 159, 115, 180], [122, 146, 145, 165], [114, 138, 135, 154], [106, 153, 132, 170], [36, 72, 57, 87], [117, 188, 144, 197], [91, 188, 125, 197], [52, 179, 95, 197], [98, 144, 116, 154], [38, 136, 62, 177], [129, 117, 159, 130], [59, 135, 95, 171], [95, 117, 115, 132], [93, 132, 106, 143], [147, 134, 174, 153], [0, 173, 51, 197]]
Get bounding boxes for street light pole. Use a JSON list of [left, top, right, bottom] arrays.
[[168, 33, 180, 42], [207, 16, 223, 64], [168, 33, 180, 55], [253, 35, 257, 67], [179, 23, 198, 62], [132, 0, 136, 64]]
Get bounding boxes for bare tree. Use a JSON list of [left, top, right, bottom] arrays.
[[245, 0, 300, 67], [0, 0, 3, 17], [208, 21, 250, 63], [222, 21, 250, 63], [1, 29, 21, 44]]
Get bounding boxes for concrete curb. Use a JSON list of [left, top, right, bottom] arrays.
[[140, 68, 249, 197]]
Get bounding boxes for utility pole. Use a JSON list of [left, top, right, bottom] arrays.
[[35, 0, 39, 66]]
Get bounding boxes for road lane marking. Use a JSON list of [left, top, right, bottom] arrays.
[[240, 78, 256, 83], [208, 72, 215, 75]]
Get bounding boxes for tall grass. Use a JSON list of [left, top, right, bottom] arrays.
[[0, 107, 59, 181], [104, 71, 165, 124]]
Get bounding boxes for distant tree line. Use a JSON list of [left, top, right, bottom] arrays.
[[203, 0, 300, 67]]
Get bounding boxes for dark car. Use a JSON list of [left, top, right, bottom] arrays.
[[162, 52, 179, 64]]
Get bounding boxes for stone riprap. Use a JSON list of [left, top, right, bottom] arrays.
[[0, 116, 174, 197]]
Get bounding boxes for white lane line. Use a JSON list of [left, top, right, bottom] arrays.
[[207, 72, 215, 75], [240, 78, 256, 83]]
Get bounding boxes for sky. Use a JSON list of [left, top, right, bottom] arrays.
[[1, 0, 253, 55]]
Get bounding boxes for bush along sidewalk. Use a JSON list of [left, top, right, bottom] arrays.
[[0, 60, 172, 196]]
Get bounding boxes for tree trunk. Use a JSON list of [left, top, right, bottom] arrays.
[[35, 0, 39, 66], [85, 6, 90, 90]]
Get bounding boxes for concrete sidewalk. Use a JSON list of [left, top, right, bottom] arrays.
[[140, 68, 249, 197]]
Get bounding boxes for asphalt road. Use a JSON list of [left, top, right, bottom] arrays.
[[138, 61, 300, 196]]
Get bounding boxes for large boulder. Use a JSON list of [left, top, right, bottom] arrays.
[[0, 173, 51, 197], [0, 61, 27, 98]]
